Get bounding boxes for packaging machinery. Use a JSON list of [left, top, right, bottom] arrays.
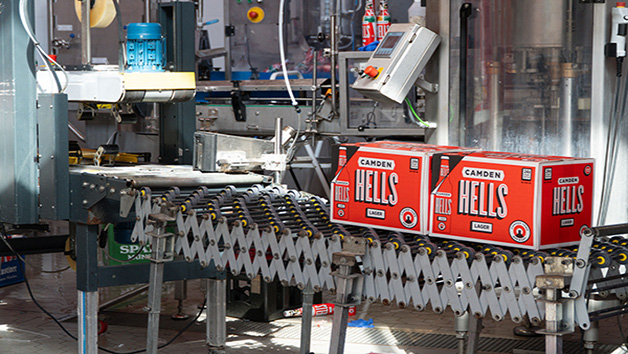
[[3, 1, 628, 354]]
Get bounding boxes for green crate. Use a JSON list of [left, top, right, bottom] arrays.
[[103, 226, 152, 266]]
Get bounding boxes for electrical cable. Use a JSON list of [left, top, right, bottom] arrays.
[[0, 230, 205, 354], [405, 97, 430, 127], [19, 0, 69, 93], [598, 59, 628, 225], [278, 0, 301, 113]]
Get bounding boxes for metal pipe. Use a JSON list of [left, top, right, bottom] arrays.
[[274, 117, 283, 182], [330, 14, 338, 118], [487, 61, 501, 150], [559, 63, 577, 156], [145, 0, 151, 22], [48, 0, 55, 54], [69, 123, 87, 142], [583, 223, 628, 237], [81, 0, 91, 65], [311, 50, 318, 124]]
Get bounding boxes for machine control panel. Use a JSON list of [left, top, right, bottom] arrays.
[[352, 23, 441, 104]]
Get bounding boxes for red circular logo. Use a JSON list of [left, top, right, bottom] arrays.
[[584, 165, 592, 176]]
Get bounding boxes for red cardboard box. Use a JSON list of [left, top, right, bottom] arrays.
[[331, 141, 475, 234], [429, 152, 594, 250]]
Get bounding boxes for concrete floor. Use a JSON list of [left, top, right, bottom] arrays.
[[1, 253, 628, 354]]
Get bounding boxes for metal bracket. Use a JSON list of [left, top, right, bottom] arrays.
[[79, 175, 110, 209], [416, 77, 439, 93], [231, 82, 247, 122], [119, 188, 136, 218], [341, 236, 366, 255], [225, 25, 235, 37]]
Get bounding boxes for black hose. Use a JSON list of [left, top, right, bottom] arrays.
[[459, 3, 473, 146]]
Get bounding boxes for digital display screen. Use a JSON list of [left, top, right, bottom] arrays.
[[374, 32, 404, 57]]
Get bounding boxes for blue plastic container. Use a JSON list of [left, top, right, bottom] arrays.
[[126, 23, 165, 72]]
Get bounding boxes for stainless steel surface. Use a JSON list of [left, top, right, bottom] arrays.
[[274, 117, 283, 155], [451, 0, 593, 155], [195, 104, 338, 136], [197, 79, 321, 92], [513, 0, 566, 48], [81, 0, 90, 64], [193, 132, 275, 172], [352, 24, 441, 104], [69, 165, 271, 188], [207, 278, 227, 352], [338, 51, 429, 136]]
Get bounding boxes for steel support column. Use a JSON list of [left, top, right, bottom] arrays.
[[75, 223, 100, 354], [207, 278, 227, 353]]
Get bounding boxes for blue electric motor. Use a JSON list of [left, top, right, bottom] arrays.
[[126, 23, 165, 72]]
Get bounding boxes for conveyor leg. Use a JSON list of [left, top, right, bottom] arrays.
[[300, 282, 315, 354], [543, 288, 563, 354], [207, 278, 226, 353], [466, 314, 482, 354], [329, 262, 353, 354], [454, 311, 469, 354], [75, 223, 100, 354], [172, 280, 190, 320], [146, 258, 165, 354], [328, 248, 364, 354], [145, 212, 176, 354], [583, 320, 598, 354], [77, 290, 99, 354]]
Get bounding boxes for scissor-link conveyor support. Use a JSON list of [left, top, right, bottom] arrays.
[[128, 186, 628, 354]]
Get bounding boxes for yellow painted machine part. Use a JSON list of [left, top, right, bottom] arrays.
[[123, 72, 196, 91], [74, 0, 117, 28]]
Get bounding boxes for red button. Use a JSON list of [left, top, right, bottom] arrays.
[[249, 11, 258, 19], [364, 66, 379, 78], [618, 2, 626, 7]]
